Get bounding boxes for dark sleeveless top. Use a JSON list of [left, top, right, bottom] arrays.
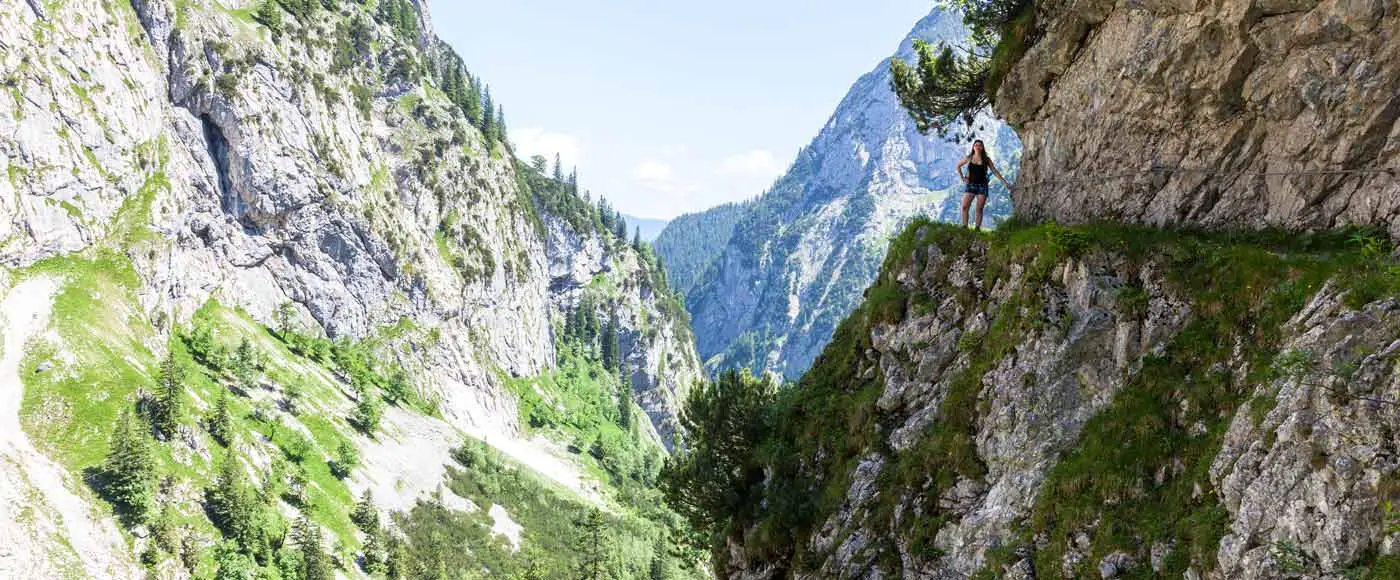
[[968, 157, 990, 185]]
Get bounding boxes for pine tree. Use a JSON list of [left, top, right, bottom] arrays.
[[151, 354, 184, 440], [209, 389, 233, 446], [614, 214, 629, 241], [649, 537, 668, 580], [208, 453, 254, 550], [331, 438, 359, 479], [351, 489, 379, 534], [601, 318, 618, 371], [101, 409, 157, 524], [574, 508, 611, 580], [633, 227, 643, 251], [617, 387, 632, 431], [233, 338, 258, 389], [294, 515, 331, 580], [553, 153, 564, 182], [480, 87, 495, 139], [466, 76, 483, 126], [568, 168, 579, 195], [352, 393, 382, 436], [495, 105, 507, 145], [275, 302, 298, 338], [363, 526, 388, 576]]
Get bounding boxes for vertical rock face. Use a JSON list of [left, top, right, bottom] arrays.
[[1, 0, 700, 571], [722, 221, 1400, 580], [678, 7, 1021, 381], [998, 0, 1400, 234]]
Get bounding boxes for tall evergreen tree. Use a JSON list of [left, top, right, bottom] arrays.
[[151, 354, 184, 440], [568, 168, 579, 195], [466, 75, 483, 125], [101, 409, 157, 524], [208, 389, 233, 446], [351, 489, 380, 534], [553, 153, 564, 182], [294, 514, 331, 580], [480, 87, 495, 139], [574, 508, 611, 580], [617, 387, 632, 431], [633, 227, 643, 251], [208, 453, 256, 551], [601, 318, 618, 371], [495, 105, 507, 145]]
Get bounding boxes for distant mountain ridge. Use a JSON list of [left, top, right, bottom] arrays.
[[621, 213, 669, 242], [664, 6, 1021, 379], [653, 202, 751, 297]]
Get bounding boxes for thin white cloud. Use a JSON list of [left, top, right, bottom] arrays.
[[630, 160, 675, 184], [510, 127, 584, 169], [715, 149, 784, 179]]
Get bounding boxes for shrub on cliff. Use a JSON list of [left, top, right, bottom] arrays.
[[659, 370, 776, 540]]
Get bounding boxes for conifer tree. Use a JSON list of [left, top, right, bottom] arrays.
[[466, 76, 483, 126], [601, 318, 618, 371], [614, 214, 629, 241], [495, 105, 507, 145], [151, 354, 184, 440], [574, 508, 611, 580], [649, 537, 668, 580], [331, 438, 359, 479], [480, 87, 495, 138], [209, 389, 234, 446], [294, 514, 331, 580], [208, 453, 256, 551], [569, 168, 579, 195], [101, 409, 157, 524], [553, 153, 564, 182], [351, 489, 380, 534], [617, 387, 633, 431], [633, 227, 643, 251], [352, 393, 382, 436]]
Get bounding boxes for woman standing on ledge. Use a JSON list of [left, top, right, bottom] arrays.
[[957, 139, 1012, 230]]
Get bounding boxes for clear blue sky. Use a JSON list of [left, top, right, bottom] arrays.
[[429, 0, 934, 220]]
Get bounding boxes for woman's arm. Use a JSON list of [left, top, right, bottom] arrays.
[[956, 157, 969, 182], [991, 161, 1012, 189]]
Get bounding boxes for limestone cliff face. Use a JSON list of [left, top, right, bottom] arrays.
[[0, 0, 699, 574], [999, 0, 1400, 233], [722, 222, 1400, 579]]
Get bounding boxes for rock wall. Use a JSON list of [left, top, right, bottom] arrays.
[[999, 0, 1400, 234]]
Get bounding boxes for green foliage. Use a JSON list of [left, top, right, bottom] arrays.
[[207, 453, 283, 560], [254, 0, 282, 38], [208, 388, 235, 446], [98, 409, 158, 525], [351, 489, 379, 535], [574, 508, 614, 579], [150, 354, 185, 440], [294, 514, 332, 580], [660, 370, 776, 540], [213, 542, 258, 580], [651, 202, 751, 297], [889, 0, 1035, 136], [352, 393, 382, 436], [330, 438, 359, 479]]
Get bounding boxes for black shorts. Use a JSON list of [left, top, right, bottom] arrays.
[[965, 183, 989, 197]]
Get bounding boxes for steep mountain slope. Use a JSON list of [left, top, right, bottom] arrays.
[[1, 0, 702, 577], [654, 201, 750, 297], [679, 7, 1021, 380], [716, 220, 1400, 579]]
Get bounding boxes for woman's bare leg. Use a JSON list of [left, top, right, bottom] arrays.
[[960, 193, 973, 227], [974, 195, 988, 230]]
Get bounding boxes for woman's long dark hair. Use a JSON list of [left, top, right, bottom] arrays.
[[969, 139, 991, 166]]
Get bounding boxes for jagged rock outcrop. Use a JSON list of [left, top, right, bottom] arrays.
[[1, 0, 700, 574], [1000, 0, 1400, 234], [678, 7, 1021, 380], [723, 221, 1400, 579]]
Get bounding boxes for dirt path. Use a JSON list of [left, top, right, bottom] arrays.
[[0, 277, 140, 579]]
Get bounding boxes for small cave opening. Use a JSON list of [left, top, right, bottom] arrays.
[[200, 114, 234, 207]]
